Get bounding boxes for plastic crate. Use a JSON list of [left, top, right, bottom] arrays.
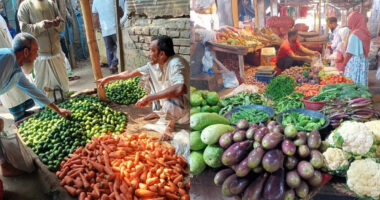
[[255, 72, 275, 84]]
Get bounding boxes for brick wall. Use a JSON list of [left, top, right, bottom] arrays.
[[121, 16, 190, 70]]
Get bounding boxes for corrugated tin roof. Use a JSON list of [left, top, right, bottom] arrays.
[[126, 0, 189, 18]]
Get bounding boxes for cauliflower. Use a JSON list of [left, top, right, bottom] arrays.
[[365, 120, 380, 141], [347, 159, 380, 199], [329, 121, 374, 156], [323, 147, 350, 177]]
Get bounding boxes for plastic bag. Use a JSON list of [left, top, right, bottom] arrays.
[[202, 47, 214, 73], [376, 67, 380, 80], [0, 131, 35, 173], [171, 130, 190, 162], [64, 56, 72, 76], [222, 70, 239, 88]]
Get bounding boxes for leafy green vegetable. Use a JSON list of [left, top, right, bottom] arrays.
[[219, 92, 263, 115], [310, 83, 372, 101], [282, 112, 325, 131], [265, 75, 295, 101], [333, 132, 344, 148], [273, 92, 304, 113], [230, 108, 269, 124]]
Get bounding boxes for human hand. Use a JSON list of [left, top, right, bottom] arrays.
[[305, 56, 313, 63], [313, 51, 320, 56], [42, 20, 54, 29], [95, 77, 109, 88], [57, 108, 71, 118], [135, 96, 151, 108], [52, 17, 62, 26]]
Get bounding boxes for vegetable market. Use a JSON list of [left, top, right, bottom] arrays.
[[190, 0, 380, 199]]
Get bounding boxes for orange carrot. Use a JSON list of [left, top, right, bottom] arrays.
[[78, 192, 86, 200], [93, 183, 101, 198], [80, 173, 90, 189], [64, 185, 77, 196], [165, 192, 179, 200], [173, 175, 183, 185], [178, 188, 187, 196], [180, 194, 190, 200], [89, 160, 105, 172], [135, 189, 156, 198], [58, 167, 69, 179], [146, 177, 159, 185]]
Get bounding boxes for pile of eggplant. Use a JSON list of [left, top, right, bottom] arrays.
[[322, 97, 380, 127], [215, 119, 326, 200]]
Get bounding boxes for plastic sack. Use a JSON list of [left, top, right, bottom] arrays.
[[202, 47, 214, 73], [222, 70, 239, 88], [0, 131, 35, 173], [376, 67, 380, 80], [171, 130, 190, 162], [64, 56, 72, 76], [224, 84, 259, 98]]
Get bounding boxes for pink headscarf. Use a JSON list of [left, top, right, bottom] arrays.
[[347, 11, 371, 58]]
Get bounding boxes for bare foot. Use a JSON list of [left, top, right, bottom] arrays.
[[143, 112, 159, 120], [0, 162, 25, 177]]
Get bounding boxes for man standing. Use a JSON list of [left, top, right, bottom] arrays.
[[17, 0, 69, 101], [97, 35, 189, 141], [0, 14, 35, 122], [0, 33, 71, 176], [92, 0, 119, 74], [276, 29, 320, 74], [327, 17, 341, 54]]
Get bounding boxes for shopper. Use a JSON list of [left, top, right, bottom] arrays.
[[0, 33, 71, 176], [333, 27, 350, 72], [327, 17, 341, 54], [343, 11, 371, 86], [275, 29, 319, 74], [97, 35, 189, 141], [92, 0, 119, 74], [18, 0, 69, 100]]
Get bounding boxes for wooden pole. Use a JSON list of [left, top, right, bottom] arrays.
[[114, 0, 125, 72], [232, 0, 239, 27], [254, 0, 259, 28], [79, 0, 106, 100]]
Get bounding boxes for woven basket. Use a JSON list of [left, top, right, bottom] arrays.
[[301, 96, 327, 110]]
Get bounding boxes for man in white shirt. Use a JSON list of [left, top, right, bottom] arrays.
[[92, 0, 118, 74], [327, 17, 341, 54], [97, 35, 189, 141]]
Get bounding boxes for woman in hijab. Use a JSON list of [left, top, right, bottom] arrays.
[[343, 11, 371, 86], [334, 27, 350, 72]]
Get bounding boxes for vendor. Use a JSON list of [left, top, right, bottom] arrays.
[[275, 29, 320, 74], [327, 17, 341, 54], [97, 35, 189, 141], [0, 33, 71, 176]]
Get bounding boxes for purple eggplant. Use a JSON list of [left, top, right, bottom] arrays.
[[267, 121, 277, 132], [236, 157, 251, 177], [298, 145, 310, 158], [254, 128, 266, 142], [252, 166, 263, 174], [273, 125, 283, 134], [307, 130, 321, 149], [242, 173, 268, 200], [229, 176, 252, 195], [297, 161, 314, 179], [253, 141, 261, 149], [221, 174, 236, 196], [214, 168, 235, 186], [233, 130, 247, 142], [282, 139, 296, 156], [222, 140, 252, 166], [295, 181, 309, 198], [246, 127, 257, 140], [247, 147, 265, 169], [250, 123, 259, 129], [310, 150, 324, 169], [219, 132, 234, 149], [237, 119, 249, 130], [262, 132, 283, 149], [263, 168, 285, 200], [308, 170, 323, 187], [285, 156, 298, 170], [294, 131, 307, 146], [284, 189, 296, 200], [262, 149, 283, 173], [286, 170, 301, 188]]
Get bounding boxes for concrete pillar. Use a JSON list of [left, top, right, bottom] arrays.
[[368, 0, 380, 38], [270, 0, 278, 17]]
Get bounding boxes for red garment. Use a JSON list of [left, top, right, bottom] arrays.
[[277, 39, 302, 60], [275, 67, 283, 75], [335, 50, 345, 72], [347, 11, 371, 58]]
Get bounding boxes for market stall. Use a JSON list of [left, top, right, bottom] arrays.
[[190, 0, 380, 199]]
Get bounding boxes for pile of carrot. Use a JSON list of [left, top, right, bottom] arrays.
[[295, 84, 323, 97], [320, 75, 354, 85], [56, 133, 190, 200]]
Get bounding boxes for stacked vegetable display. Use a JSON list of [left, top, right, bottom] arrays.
[[322, 121, 380, 199], [105, 77, 146, 105], [57, 133, 190, 199], [272, 92, 305, 113], [190, 113, 233, 175], [310, 83, 372, 102], [190, 88, 221, 115], [215, 120, 326, 199], [281, 112, 326, 131], [216, 31, 248, 46], [19, 95, 127, 170], [320, 75, 354, 85], [265, 75, 295, 101]]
